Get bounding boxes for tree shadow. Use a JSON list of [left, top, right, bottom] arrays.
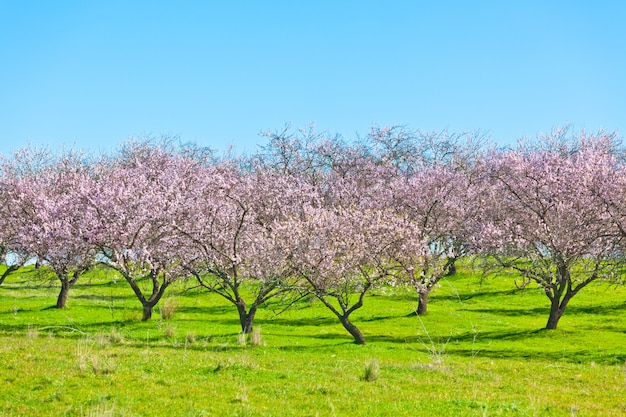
[[566, 302, 626, 315], [468, 301, 626, 318], [456, 289, 521, 302], [448, 347, 626, 365], [73, 293, 137, 302], [468, 306, 548, 317]]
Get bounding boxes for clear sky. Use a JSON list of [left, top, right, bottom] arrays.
[[1, 1, 624, 156]]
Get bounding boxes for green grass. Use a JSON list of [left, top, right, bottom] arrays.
[[1, 265, 625, 416]]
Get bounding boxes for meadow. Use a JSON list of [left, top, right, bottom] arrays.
[[1, 264, 625, 416]]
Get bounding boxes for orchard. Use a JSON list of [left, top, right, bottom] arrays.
[[1, 126, 624, 344]]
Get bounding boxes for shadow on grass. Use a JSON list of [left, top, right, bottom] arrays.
[[467, 306, 547, 316], [175, 304, 237, 316], [0, 318, 141, 337], [469, 301, 626, 317], [567, 302, 626, 315], [456, 289, 521, 302], [360, 328, 546, 346], [72, 280, 121, 289], [72, 293, 137, 302], [448, 347, 626, 365]]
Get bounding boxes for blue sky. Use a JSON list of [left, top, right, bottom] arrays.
[[1, 1, 624, 156]]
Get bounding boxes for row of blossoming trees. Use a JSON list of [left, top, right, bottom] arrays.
[[1, 126, 625, 344]]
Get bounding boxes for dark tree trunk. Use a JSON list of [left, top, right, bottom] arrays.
[[236, 302, 258, 334], [545, 291, 574, 330], [142, 305, 153, 321], [446, 257, 457, 276], [55, 271, 81, 309], [416, 290, 430, 315], [0, 264, 19, 285], [56, 280, 72, 309], [338, 315, 366, 345], [545, 306, 564, 330], [123, 270, 170, 321]]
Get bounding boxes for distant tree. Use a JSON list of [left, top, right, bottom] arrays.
[[367, 125, 487, 177], [390, 163, 476, 315], [366, 126, 488, 314], [474, 129, 623, 329]]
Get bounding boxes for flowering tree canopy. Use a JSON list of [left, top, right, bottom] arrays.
[[474, 130, 623, 329], [178, 162, 313, 333], [88, 143, 200, 320], [2, 148, 97, 307], [389, 163, 476, 314]]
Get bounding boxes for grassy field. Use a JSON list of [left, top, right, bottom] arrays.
[[1, 265, 625, 416]]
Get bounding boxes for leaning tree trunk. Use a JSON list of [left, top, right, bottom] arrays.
[[545, 305, 564, 330], [545, 291, 574, 330], [313, 284, 370, 345], [0, 264, 19, 285], [56, 281, 71, 309], [338, 315, 366, 345]]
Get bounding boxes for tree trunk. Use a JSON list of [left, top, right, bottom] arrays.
[[545, 290, 574, 330], [237, 302, 258, 334], [55, 270, 81, 309], [0, 264, 19, 285], [545, 304, 564, 329], [416, 289, 429, 315], [338, 315, 366, 345], [56, 280, 71, 309], [142, 305, 153, 321], [446, 257, 457, 276], [122, 270, 170, 321]]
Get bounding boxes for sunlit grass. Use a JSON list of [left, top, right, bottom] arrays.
[[1, 264, 625, 416]]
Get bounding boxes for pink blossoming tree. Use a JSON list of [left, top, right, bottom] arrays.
[[88, 142, 200, 320], [474, 129, 623, 329], [3, 148, 97, 307], [178, 162, 313, 333]]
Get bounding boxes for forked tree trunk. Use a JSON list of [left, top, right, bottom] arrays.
[[545, 306, 564, 330], [338, 315, 366, 345], [122, 271, 170, 321], [545, 291, 573, 330], [55, 271, 81, 309], [140, 296, 169, 321], [313, 285, 370, 345], [236, 303, 258, 334]]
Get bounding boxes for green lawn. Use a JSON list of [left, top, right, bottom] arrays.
[[1, 265, 625, 416]]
